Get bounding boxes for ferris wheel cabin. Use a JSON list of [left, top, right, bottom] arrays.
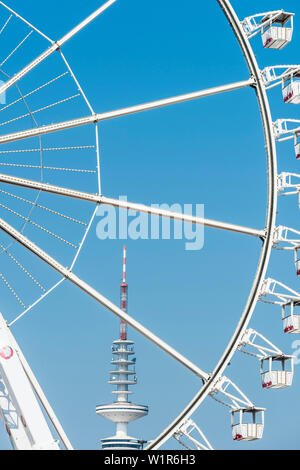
[[231, 408, 264, 442], [261, 12, 294, 49], [260, 355, 294, 389], [282, 301, 300, 334], [282, 70, 300, 104]]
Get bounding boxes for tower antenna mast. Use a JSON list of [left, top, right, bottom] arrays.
[[120, 246, 128, 340]]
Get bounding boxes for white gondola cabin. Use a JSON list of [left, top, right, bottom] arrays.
[[294, 133, 300, 160], [260, 355, 294, 389], [282, 71, 300, 104], [261, 12, 294, 49], [282, 301, 300, 334], [231, 408, 264, 441]]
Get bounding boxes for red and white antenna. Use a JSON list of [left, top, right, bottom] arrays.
[[97, 244, 148, 449], [120, 246, 128, 340], [123, 245, 127, 284]]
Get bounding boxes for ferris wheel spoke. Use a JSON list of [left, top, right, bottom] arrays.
[[0, 0, 117, 98], [0, 172, 101, 199], [92, 77, 256, 120], [0, 78, 255, 144], [56, 0, 117, 48], [147, 0, 279, 449], [0, 14, 13, 37], [0, 212, 209, 381], [0, 1, 52, 43], [0, 115, 96, 143], [0, 172, 265, 238], [100, 196, 265, 238]]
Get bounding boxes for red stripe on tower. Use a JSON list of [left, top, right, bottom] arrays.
[[123, 245, 126, 284], [120, 245, 128, 340]]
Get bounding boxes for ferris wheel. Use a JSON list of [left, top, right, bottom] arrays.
[[0, 0, 299, 450]]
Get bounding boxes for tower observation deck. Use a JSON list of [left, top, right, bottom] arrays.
[[96, 247, 148, 450]]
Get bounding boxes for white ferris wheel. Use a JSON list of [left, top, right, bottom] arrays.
[[0, 0, 299, 450]]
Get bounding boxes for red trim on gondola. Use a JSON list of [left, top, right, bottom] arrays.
[[264, 37, 273, 48], [262, 381, 272, 388], [284, 325, 295, 333]]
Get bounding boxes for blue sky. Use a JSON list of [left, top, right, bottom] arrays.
[[0, 0, 299, 450]]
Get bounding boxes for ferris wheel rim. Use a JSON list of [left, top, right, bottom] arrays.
[[146, 0, 278, 450], [0, 0, 281, 450]]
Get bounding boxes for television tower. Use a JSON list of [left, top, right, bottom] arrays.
[[96, 246, 148, 450]]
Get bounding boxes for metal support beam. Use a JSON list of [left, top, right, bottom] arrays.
[[101, 196, 264, 238], [0, 214, 209, 381], [0, 314, 60, 449], [57, 0, 117, 47], [0, 1, 53, 43], [7, 330, 73, 450], [238, 328, 283, 358], [0, 0, 117, 98], [274, 119, 300, 142], [174, 420, 213, 451], [0, 173, 265, 238], [0, 78, 255, 144]]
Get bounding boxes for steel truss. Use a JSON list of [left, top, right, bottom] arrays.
[[274, 119, 300, 142], [260, 278, 300, 306], [263, 65, 300, 89], [173, 420, 213, 451], [239, 328, 284, 358], [273, 226, 300, 251]]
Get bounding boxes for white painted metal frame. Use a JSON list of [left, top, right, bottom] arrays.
[[0, 173, 265, 239], [241, 10, 294, 39], [0, 79, 254, 145], [210, 376, 255, 410], [231, 407, 265, 441], [0, 0, 118, 450], [238, 328, 284, 358], [238, 328, 294, 390], [0, 19, 102, 322], [273, 226, 300, 250], [0, 0, 288, 451], [260, 278, 300, 306], [173, 420, 213, 451], [0, 0, 117, 98], [274, 119, 300, 142], [0, 313, 61, 449], [278, 172, 300, 196], [263, 65, 300, 89], [278, 173, 300, 209], [146, 0, 278, 449]]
